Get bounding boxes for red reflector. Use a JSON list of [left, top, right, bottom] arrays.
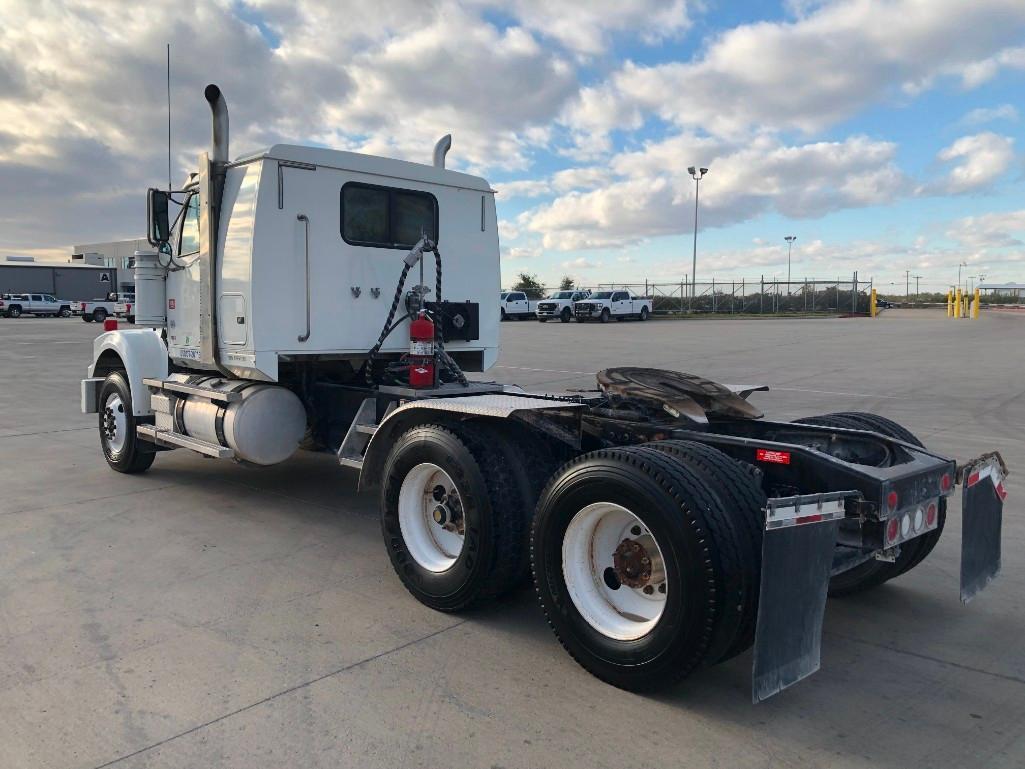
[[755, 448, 791, 465], [168, 298, 176, 309], [886, 518, 900, 543], [886, 491, 898, 511], [926, 502, 937, 526], [996, 482, 1007, 501], [103, 319, 118, 332], [795, 514, 823, 525], [967, 471, 980, 488], [940, 473, 952, 492]]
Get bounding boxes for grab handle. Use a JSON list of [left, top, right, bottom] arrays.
[[297, 213, 310, 342]]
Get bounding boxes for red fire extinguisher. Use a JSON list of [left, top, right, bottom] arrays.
[[408, 310, 435, 388]]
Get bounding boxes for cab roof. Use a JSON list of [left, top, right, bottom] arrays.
[[233, 144, 494, 194]]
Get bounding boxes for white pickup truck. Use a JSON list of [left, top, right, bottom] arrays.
[[573, 290, 652, 322], [499, 290, 538, 320], [78, 293, 125, 323], [0, 293, 74, 318], [536, 289, 591, 323]]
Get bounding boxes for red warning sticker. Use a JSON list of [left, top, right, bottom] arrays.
[[756, 448, 791, 465]]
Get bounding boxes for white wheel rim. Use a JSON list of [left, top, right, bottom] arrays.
[[562, 502, 668, 641], [398, 463, 465, 572], [102, 392, 127, 453]]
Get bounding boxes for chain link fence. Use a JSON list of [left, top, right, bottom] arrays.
[[593, 275, 873, 315]]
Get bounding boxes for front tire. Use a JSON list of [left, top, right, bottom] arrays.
[[98, 372, 155, 474], [59, 308, 72, 318], [500, 309, 507, 321], [600, 308, 610, 323], [532, 446, 749, 692], [82, 315, 93, 322], [7, 306, 21, 318], [380, 422, 541, 612], [560, 308, 571, 323]]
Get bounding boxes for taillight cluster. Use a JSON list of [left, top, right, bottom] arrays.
[[884, 500, 939, 546]]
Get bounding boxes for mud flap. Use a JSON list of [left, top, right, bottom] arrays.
[[960, 456, 1007, 603], [752, 492, 854, 703]]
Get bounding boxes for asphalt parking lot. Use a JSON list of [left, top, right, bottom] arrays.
[[2, 310, 1023, 769]]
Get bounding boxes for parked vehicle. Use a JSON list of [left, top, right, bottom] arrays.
[[1, 293, 73, 318], [115, 293, 137, 323], [79, 292, 124, 323], [536, 289, 590, 323], [574, 290, 652, 322], [79, 83, 1008, 702], [499, 290, 537, 320]]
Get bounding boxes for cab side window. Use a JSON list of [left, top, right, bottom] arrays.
[[179, 195, 200, 255]]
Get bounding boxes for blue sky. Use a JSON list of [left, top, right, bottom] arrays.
[[0, 0, 1022, 293]]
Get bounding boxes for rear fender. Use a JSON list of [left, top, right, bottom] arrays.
[[88, 329, 168, 416]]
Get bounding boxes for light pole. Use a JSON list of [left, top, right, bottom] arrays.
[[957, 261, 968, 295], [688, 166, 708, 309], [784, 235, 796, 294]]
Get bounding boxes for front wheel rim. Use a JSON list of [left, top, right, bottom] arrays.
[[102, 392, 128, 454], [562, 502, 669, 641], [398, 462, 466, 572]]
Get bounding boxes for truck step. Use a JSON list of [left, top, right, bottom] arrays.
[[337, 398, 385, 472], [143, 377, 242, 404], [137, 424, 234, 459]]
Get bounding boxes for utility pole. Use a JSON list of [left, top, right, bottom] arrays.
[[687, 166, 708, 310], [913, 274, 922, 301], [784, 235, 796, 295], [905, 270, 910, 297]]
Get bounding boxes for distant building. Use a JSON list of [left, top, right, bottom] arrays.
[[71, 238, 148, 294], [0, 261, 117, 301]]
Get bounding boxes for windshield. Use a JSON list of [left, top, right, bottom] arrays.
[[500, 293, 508, 299], [548, 291, 575, 299], [590, 292, 613, 299]]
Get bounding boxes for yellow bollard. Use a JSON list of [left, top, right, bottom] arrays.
[[955, 287, 962, 318], [972, 288, 981, 319], [870, 288, 877, 317], [947, 290, 953, 317]]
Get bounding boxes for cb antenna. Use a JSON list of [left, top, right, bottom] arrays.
[[166, 43, 172, 190]]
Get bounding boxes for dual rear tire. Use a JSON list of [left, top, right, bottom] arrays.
[[381, 426, 764, 692]]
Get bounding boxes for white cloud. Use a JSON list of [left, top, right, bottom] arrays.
[[958, 104, 1018, 127], [490, 0, 690, 55], [561, 256, 603, 269], [524, 134, 908, 251], [936, 133, 1015, 193], [947, 210, 1025, 251], [503, 244, 543, 260], [955, 45, 1025, 88], [562, 0, 1025, 141]]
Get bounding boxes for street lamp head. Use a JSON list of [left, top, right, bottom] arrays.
[[687, 166, 696, 175], [699, 167, 708, 175]]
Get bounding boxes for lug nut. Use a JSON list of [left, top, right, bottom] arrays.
[[643, 585, 654, 595]]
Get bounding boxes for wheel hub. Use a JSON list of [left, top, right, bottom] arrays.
[[612, 535, 665, 589]]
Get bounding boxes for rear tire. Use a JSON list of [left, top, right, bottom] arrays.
[[532, 446, 749, 692], [795, 411, 944, 595], [380, 422, 538, 612], [98, 372, 155, 474], [93, 308, 107, 323], [645, 440, 765, 661], [639, 307, 649, 321]]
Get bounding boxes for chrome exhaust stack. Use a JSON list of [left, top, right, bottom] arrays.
[[433, 134, 451, 168], [204, 84, 229, 164]]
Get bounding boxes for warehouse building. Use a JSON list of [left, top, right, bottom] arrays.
[[0, 257, 117, 302], [71, 238, 148, 294]]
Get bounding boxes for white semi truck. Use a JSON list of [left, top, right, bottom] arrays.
[[80, 84, 1008, 701]]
